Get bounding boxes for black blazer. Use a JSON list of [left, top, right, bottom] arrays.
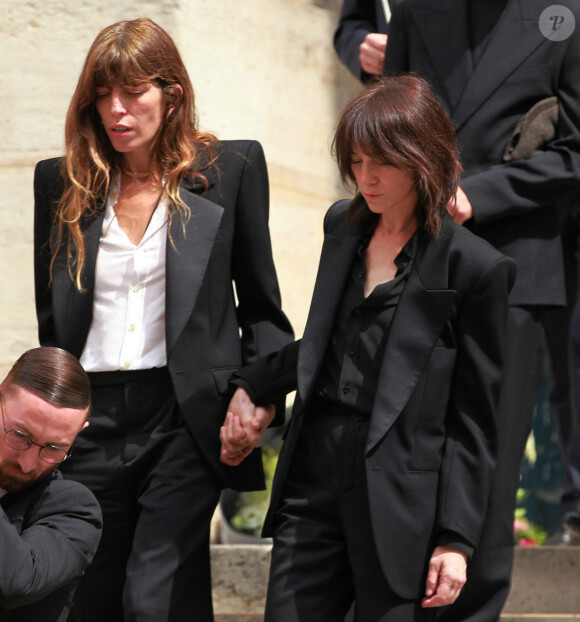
[[33, 140, 293, 491], [384, 0, 580, 306], [233, 201, 516, 599], [0, 472, 102, 622]]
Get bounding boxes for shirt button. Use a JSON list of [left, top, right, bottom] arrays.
[[124, 361, 131, 369], [133, 284, 141, 293], [342, 384, 351, 394], [129, 324, 136, 332]]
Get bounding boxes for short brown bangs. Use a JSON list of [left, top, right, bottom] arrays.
[[93, 44, 159, 90], [337, 109, 415, 187]]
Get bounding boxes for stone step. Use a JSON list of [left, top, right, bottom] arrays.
[[210, 544, 580, 619]]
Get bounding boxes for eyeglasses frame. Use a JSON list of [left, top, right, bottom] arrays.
[[0, 390, 71, 464]]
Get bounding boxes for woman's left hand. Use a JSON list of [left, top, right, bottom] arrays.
[[421, 546, 467, 608]]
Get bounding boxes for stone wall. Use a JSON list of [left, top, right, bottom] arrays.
[[0, 0, 360, 375]]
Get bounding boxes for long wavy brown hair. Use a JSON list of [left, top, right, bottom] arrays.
[[332, 74, 462, 236], [55, 18, 218, 289]]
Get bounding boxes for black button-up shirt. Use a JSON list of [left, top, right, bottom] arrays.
[[314, 224, 421, 416]]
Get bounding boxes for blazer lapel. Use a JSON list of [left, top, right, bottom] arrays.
[[298, 224, 363, 402], [50, 214, 103, 358], [165, 187, 224, 358], [453, 0, 549, 127], [409, 0, 472, 110], [366, 222, 456, 453]]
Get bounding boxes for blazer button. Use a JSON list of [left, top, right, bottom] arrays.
[[342, 384, 351, 394]]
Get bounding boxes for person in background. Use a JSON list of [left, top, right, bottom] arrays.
[[221, 74, 515, 622], [383, 1, 580, 619], [0, 346, 102, 622], [33, 17, 293, 622], [333, 0, 391, 81]]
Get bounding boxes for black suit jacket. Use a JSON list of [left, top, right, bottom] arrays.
[[233, 201, 516, 599], [33, 140, 293, 492], [0, 472, 102, 622], [384, 0, 580, 306]]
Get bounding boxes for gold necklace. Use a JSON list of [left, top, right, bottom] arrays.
[[123, 167, 152, 179]]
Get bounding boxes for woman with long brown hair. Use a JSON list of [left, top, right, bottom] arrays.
[[34, 17, 292, 622], [220, 74, 516, 621]]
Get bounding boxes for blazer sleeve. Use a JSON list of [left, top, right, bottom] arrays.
[[230, 140, 294, 364], [437, 253, 516, 547], [230, 339, 301, 406], [0, 479, 102, 609], [33, 158, 63, 348]]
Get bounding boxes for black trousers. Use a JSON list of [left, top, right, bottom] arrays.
[[437, 306, 545, 622], [542, 205, 580, 514], [60, 368, 221, 622], [265, 407, 435, 622]]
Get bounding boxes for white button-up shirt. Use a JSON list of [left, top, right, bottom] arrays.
[[80, 176, 168, 372]]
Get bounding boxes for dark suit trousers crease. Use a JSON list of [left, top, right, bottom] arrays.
[[59, 369, 221, 622], [265, 409, 435, 622], [437, 306, 545, 622]]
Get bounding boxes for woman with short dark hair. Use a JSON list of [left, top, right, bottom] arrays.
[[221, 74, 516, 621]]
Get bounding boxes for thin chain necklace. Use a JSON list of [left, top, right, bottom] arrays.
[[123, 167, 152, 179]]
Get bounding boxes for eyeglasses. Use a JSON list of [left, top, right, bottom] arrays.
[[0, 392, 70, 464]]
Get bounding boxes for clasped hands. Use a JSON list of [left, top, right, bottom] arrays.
[[220, 387, 274, 466]]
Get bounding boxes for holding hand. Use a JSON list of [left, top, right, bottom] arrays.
[[220, 387, 275, 466]]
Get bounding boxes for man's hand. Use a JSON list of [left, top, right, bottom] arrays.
[[359, 33, 388, 75], [446, 187, 473, 225], [220, 387, 275, 466], [422, 546, 467, 608]]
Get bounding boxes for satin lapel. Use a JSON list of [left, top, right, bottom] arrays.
[[297, 227, 363, 402], [409, 0, 472, 110], [453, 0, 548, 127], [165, 188, 224, 358], [366, 223, 456, 454], [50, 214, 103, 358]]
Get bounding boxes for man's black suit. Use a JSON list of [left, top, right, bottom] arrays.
[[33, 140, 293, 621], [0, 472, 102, 622], [233, 202, 515, 620], [384, 1, 580, 619]]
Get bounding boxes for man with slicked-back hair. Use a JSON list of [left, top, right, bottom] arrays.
[[0, 347, 102, 622]]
